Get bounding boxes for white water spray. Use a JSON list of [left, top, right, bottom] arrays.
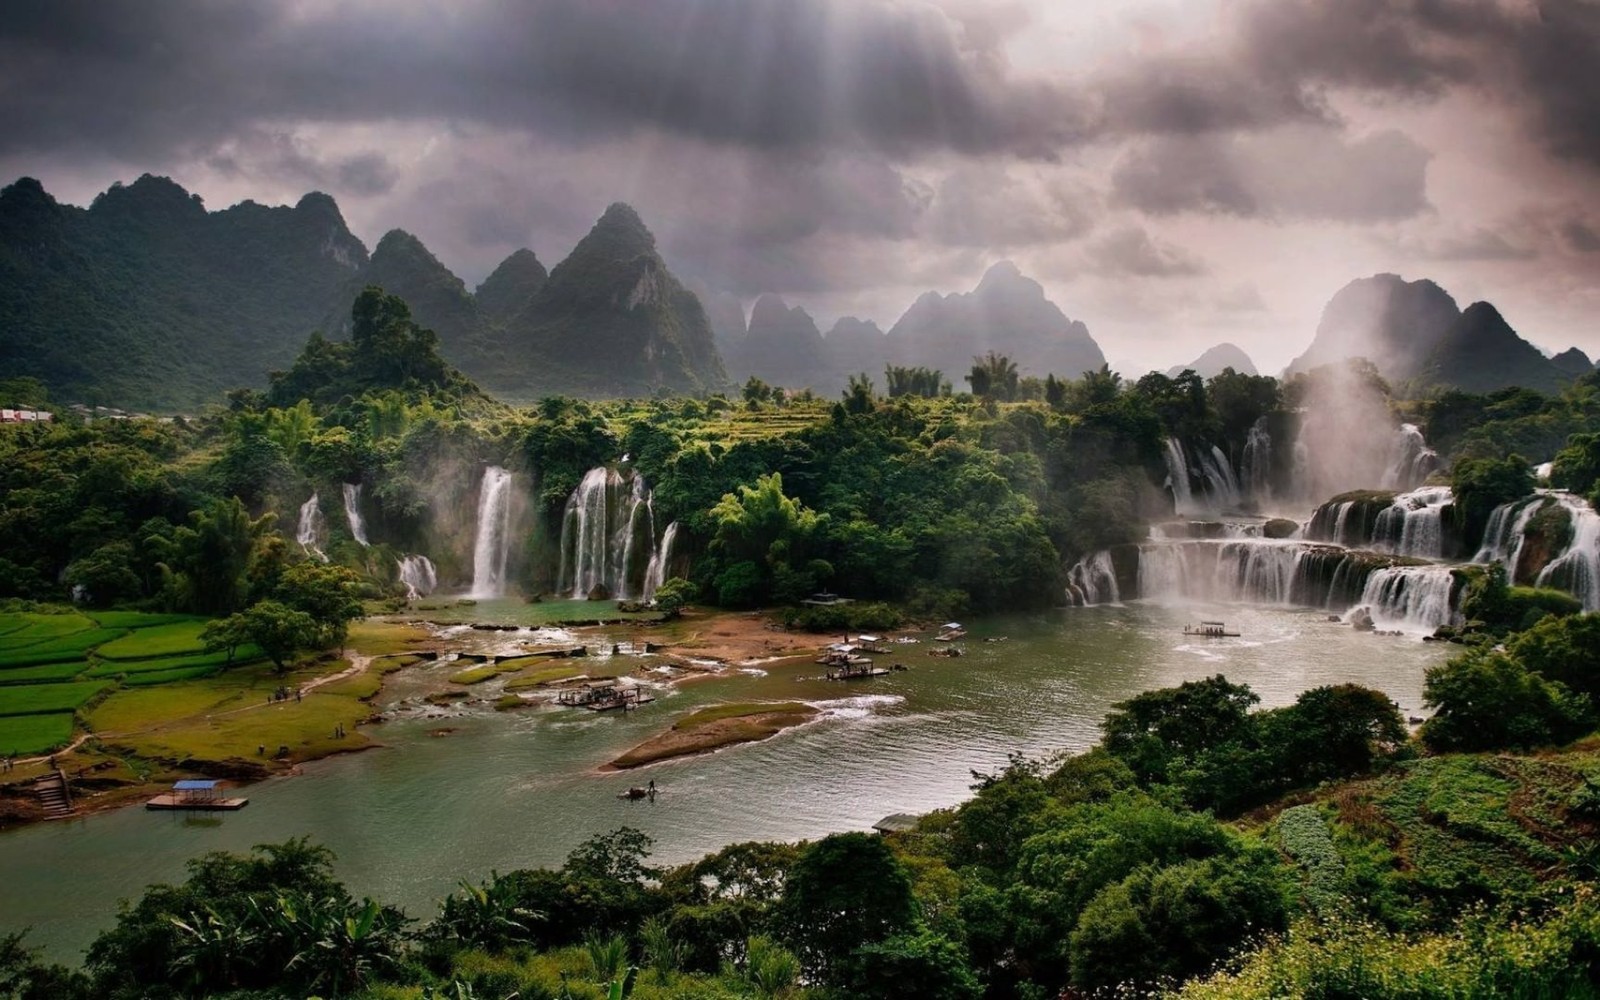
[[296, 493, 327, 561], [1535, 494, 1600, 611], [470, 466, 514, 599], [342, 483, 369, 546], [397, 555, 437, 600]]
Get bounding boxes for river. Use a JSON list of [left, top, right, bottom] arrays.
[[0, 600, 1450, 962]]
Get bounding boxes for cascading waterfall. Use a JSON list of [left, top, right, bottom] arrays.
[[1351, 565, 1462, 632], [1474, 496, 1545, 571], [1380, 424, 1440, 491], [1370, 487, 1452, 559], [342, 483, 369, 547], [559, 466, 667, 601], [397, 555, 437, 600], [470, 466, 514, 599], [1535, 494, 1600, 611], [1242, 419, 1273, 504], [1064, 550, 1120, 606], [643, 521, 680, 601], [1069, 539, 1382, 613], [296, 493, 327, 562], [1163, 438, 1199, 516]]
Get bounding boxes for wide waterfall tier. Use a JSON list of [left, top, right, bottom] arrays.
[[296, 493, 327, 562], [397, 555, 437, 600], [1307, 487, 1453, 558], [558, 466, 677, 601], [1355, 565, 1464, 633], [342, 483, 370, 547], [1067, 540, 1396, 610], [470, 466, 515, 599]]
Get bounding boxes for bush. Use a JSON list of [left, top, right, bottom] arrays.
[[1422, 649, 1594, 752]]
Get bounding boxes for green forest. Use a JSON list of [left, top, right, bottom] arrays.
[[6, 286, 1600, 997]]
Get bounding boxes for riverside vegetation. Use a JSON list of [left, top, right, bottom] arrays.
[[5, 285, 1600, 995]]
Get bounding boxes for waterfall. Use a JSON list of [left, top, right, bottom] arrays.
[[1163, 438, 1198, 516], [1370, 487, 1452, 559], [1380, 424, 1440, 491], [342, 483, 369, 547], [559, 466, 661, 600], [1535, 494, 1600, 611], [1474, 496, 1544, 573], [643, 521, 680, 601], [397, 555, 437, 600], [1242, 419, 1272, 505], [1112, 540, 1374, 608], [296, 493, 327, 562], [1350, 565, 1462, 632], [1065, 550, 1121, 606], [470, 466, 514, 599], [1163, 438, 1244, 516]]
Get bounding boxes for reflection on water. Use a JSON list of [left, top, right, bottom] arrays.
[[0, 602, 1448, 961]]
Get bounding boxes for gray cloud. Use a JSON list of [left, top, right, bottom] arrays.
[[1564, 219, 1600, 254], [1086, 225, 1206, 278], [0, 0, 1095, 162], [1112, 127, 1432, 222], [204, 130, 397, 197]]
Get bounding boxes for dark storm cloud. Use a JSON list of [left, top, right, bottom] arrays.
[[203, 130, 398, 197], [0, 0, 1093, 162], [1232, 0, 1600, 173], [1564, 219, 1600, 254]]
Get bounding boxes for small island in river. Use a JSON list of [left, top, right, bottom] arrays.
[[606, 701, 821, 770]]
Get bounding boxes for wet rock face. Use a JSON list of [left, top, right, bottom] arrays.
[[1517, 502, 1573, 583]]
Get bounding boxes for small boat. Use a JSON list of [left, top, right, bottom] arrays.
[[935, 622, 967, 641], [927, 646, 963, 658], [618, 785, 658, 801], [1183, 621, 1240, 638]]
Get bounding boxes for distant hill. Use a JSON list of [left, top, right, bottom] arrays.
[[740, 294, 828, 388], [887, 262, 1105, 383], [1168, 343, 1257, 379], [0, 176, 727, 406], [0, 175, 367, 409], [1550, 346, 1594, 378], [1286, 273, 1578, 394]]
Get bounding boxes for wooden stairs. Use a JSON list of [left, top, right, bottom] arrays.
[[33, 769, 74, 818]]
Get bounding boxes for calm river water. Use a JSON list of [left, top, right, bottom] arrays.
[[0, 601, 1449, 961]]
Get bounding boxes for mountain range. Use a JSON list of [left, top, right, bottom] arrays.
[[1, 176, 1592, 409], [1285, 273, 1589, 394], [0, 176, 724, 407]]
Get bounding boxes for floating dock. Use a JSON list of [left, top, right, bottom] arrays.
[[146, 779, 248, 811]]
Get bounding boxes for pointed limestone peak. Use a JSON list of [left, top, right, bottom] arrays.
[[586, 201, 658, 257], [1170, 342, 1258, 378], [477, 248, 548, 326], [1551, 346, 1594, 376], [294, 190, 344, 221]]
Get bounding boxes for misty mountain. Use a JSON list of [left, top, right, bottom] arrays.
[[498, 203, 727, 397], [886, 261, 1105, 383], [474, 248, 547, 328], [1286, 273, 1577, 394], [739, 294, 828, 387], [1168, 342, 1257, 378], [0, 174, 367, 408], [347, 229, 484, 358], [0, 176, 727, 406], [824, 317, 890, 383]]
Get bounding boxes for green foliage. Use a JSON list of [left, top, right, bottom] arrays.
[[1422, 647, 1594, 752], [709, 474, 827, 607], [1275, 805, 1345, 914], [776, 832, 917, 981], [965, 352, 1019, 401], [1459, 563, 1582, 635], [1451, 454, 1536, 546], [152, 497, 277, 616], [215, 601, 323, 674], [651, 578, 695, 618], [1508, 612, 1600, 700], [1550, 430, 1600, 497], [842, 930, 980, 1000]]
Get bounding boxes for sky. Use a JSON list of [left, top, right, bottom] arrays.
[[3, 0, 1598, 374]]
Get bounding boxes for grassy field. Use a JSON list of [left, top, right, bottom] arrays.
[[0, 680, 111, 717], [0, 713, 75, 755], [0, 610, 408, 765], [94, 620, 212, 660]]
